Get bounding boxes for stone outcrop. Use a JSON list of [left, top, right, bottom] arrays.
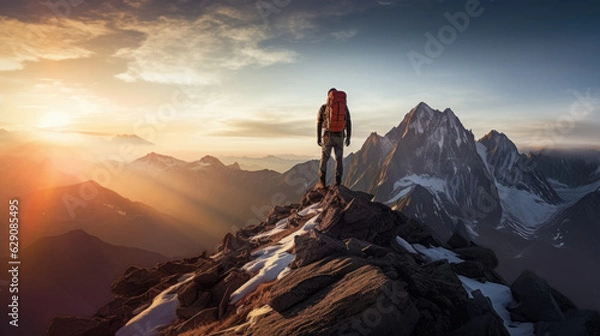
[[49, 186, 600, 336]]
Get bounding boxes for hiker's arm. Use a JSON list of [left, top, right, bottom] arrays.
[[345, 107, 352, 139], [317, 105, 325, 145]]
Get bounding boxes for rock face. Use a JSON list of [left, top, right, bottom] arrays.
[[49, 185, 599, 336]]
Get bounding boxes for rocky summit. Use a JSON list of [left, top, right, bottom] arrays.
[[49, 186, 600, 336]]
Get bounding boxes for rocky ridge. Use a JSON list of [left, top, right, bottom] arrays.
[[48, 186, 600, 336]]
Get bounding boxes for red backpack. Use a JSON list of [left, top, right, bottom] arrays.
[[327, 90, 347, 132]]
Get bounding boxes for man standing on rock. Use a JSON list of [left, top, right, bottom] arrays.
[[317, 88, 352, 187]]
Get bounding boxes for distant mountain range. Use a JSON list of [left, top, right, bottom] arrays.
[[0, 230, 166, 336], [101, 152, 309, 243], [17, 180, 210, 258], [219, 154, 316, 173]]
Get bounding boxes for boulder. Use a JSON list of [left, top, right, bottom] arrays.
[[447, 230, 471, 249], [265, 204, 299, 226], [395, 216, 437, 245], [158, 261, 198, 275], [253, 265, 420, 336], [316, 188, 404, 246], [270, 256, 367, 313], [453, 246, 499, 269], [194, 265, 221, 288], [221, 232, 248, 255], [510, 270, 565, 322], [177, 281, 199, 307], [210, 268, 251, 306], [291, 230, 347, 268]]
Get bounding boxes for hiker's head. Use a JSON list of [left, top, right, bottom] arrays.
[[328, 88, 337, 95]]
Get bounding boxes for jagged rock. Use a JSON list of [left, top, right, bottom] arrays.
[[270, 256, 367, 312], [447, 230, 471, 249], [175, 307, 218, 334], [510, 270, 565, 322], [551, 286, 578, 314], [300, 186, 327, 208], [452, 260, 488, 278], [400, 260, 468, 311], [344, 237, 371, 255], [316, 187, 404, 246], [48, 317, 116, 336], [413, 297, 452, 335], [176, 291, 212, 319], [95, 287, 160, 320], [534, 309, 600, 336], [252, 265, 420, 336], [193, 264, 221, 288], [177, 281, 199, 307], [450, 290, 510, 336], [111, 266, 164, 297], [453, 246, 499, 269], [266, 204, 299, 226], [396, 215, 438, 246], [291, 230, 348, 268], [158, 261, 198, 275], [210, 268, 251, 306], [222, 232, 248, 255]]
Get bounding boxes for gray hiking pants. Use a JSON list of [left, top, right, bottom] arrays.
[[319, 131, 344, 183]]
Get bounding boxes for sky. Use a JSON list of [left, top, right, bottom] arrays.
[[1, 0, 599, 159]]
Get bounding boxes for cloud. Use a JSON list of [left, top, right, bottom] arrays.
[[112, 6, 297, 85], [0, 17, 111, 71], [212, 116, 314, 138], [123, 0, 152, 9], [331, 29, 358, 41]]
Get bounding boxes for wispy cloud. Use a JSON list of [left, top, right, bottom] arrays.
[[211, 115, 313, 138], [0, 17, 111, 71], [331, 29, 358, 41], [112, 6, 297, 85]]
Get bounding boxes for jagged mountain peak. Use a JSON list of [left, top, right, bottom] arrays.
[[198, 154, 224, 166], [385, 102, 471, 147], [134, 152, 184, 167], [479, 130, 517, 151]]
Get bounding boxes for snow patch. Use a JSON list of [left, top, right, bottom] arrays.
[[549, 178, 600, 204], [250, 218, 289, 241], [395, 236, 418, 254], [116, 274, 195, 336], [459, 276, 534, 336], [230, 204, 322, 304], [496, 183, 560, 238], [413, 244, 464, 264], [388, 174, 448, 204]]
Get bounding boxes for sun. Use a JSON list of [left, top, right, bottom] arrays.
[[37, 111, 73, 129]]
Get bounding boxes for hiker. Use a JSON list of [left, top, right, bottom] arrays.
[[317, 88, 352, 187]]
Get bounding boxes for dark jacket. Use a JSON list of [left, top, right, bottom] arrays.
[[317, 104, 352, 140]]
